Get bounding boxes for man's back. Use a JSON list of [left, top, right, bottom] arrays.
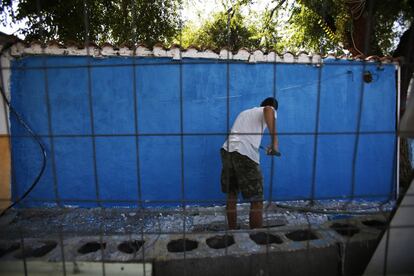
[[222, 106, 268, 164]]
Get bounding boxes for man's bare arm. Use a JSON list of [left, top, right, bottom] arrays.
[[263, 106, 279, 152]]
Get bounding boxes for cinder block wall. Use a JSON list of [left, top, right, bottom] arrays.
[[8, 55, 397, 207]]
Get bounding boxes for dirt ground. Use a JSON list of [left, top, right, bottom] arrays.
[[0, 200, 393, 240]]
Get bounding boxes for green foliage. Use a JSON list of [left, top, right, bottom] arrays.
[[0, 0, 180, 46], [371, 0, 414, 55], [180, 4, 260, 50], [287, 0, 414, 55], [253, 5, 284, 52], [284, 0, 348, 54], [1, 0, 413, 55]]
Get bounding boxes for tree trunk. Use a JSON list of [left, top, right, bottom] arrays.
[[394, 24, 414, 192], [393, 24, 414, 113], [346, 0, 382, 56]]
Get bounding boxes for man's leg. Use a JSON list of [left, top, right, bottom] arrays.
[[249, 200, 263, 229], [226, 192, 238, 230], [231, 151, 264, 229], [221, 149, 239, 230]]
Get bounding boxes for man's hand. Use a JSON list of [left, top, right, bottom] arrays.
[[266, 145, 281, 156]]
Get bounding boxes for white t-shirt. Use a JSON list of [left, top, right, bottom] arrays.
[[222, 106, 277, 164]]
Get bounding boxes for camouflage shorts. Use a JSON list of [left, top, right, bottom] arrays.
[[220, 149, 263, 201]]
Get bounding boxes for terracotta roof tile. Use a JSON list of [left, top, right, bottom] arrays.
[[0, 39, 400, 64]]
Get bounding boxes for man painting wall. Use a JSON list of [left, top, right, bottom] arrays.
[[221, 97, 280, 229]]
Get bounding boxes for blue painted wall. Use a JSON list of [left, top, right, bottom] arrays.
[[10, 56, 397, 207]]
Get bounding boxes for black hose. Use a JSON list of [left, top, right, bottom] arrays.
[[0, 43, 47, 218]]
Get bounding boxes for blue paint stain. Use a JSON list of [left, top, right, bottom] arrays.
[[10, 56, 397, 207]]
